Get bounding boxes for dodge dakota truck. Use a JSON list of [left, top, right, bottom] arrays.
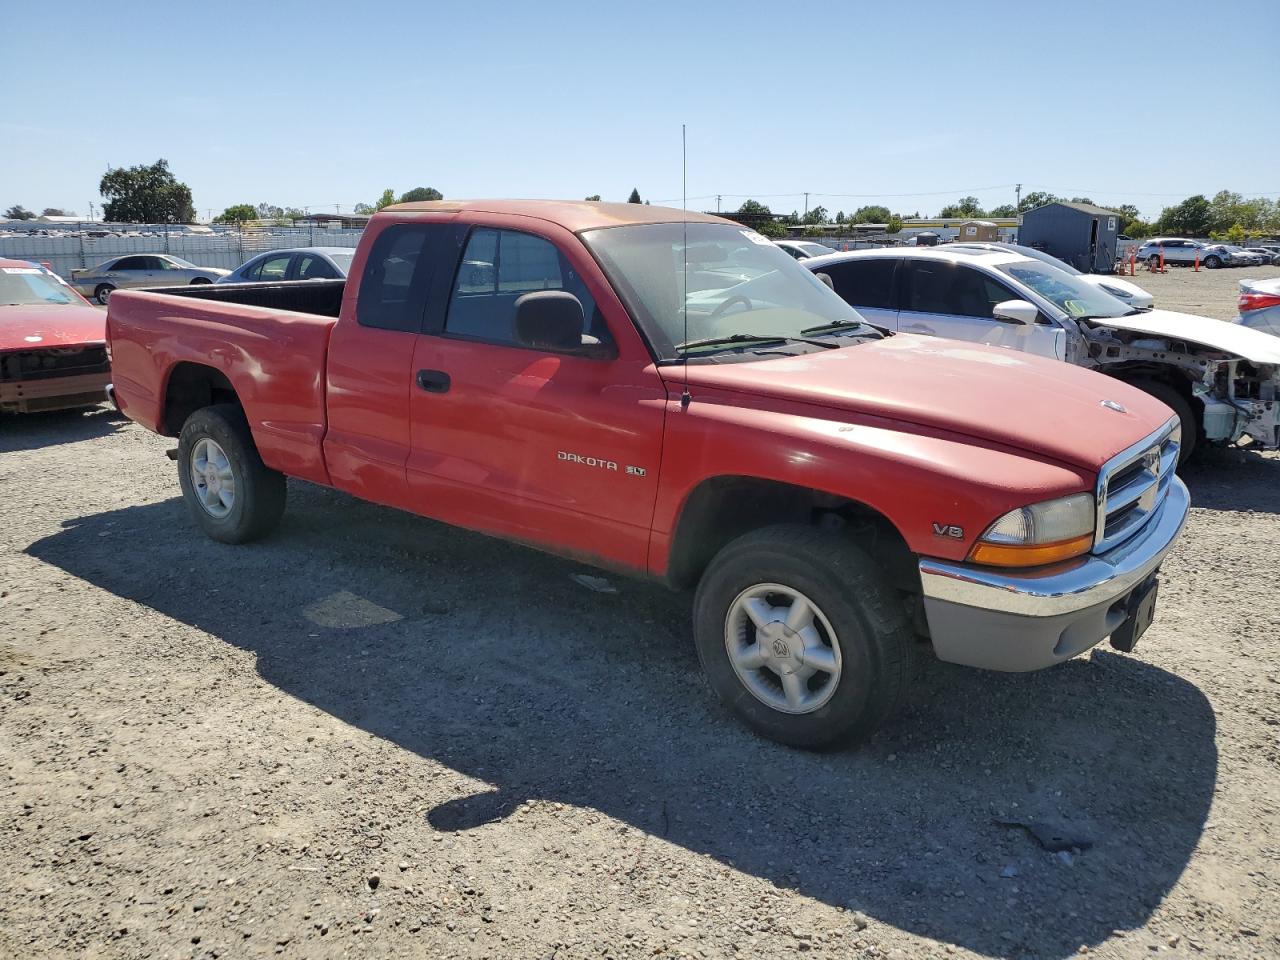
[[107, 201, 1190, 748]]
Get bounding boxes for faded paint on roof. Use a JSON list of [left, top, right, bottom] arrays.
[[384, 199, 730, 232]]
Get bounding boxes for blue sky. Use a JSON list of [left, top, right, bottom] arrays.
[[3, 0, 1277, 221]]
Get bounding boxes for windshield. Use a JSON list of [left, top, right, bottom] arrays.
[[993, 259, 1130, 319], [0, 267, 79, 306], [582, 222, 869, 359], [328, 251, 354, 274], [790, 242, 831, 258]]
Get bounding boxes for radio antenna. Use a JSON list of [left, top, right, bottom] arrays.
[[680, 122, 691, 409]]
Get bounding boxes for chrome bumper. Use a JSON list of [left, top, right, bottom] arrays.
[[918, 477, 1189, 671]]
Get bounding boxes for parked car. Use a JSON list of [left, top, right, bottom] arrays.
[[107, 200, 1190, 749], [219, 247, 355, 284], [805, 246, 1280, 456], [952, 242, 1154, 309], [1135, 239, 1215, 268], [70, 254, 229, 304], [1239, 277, 1280, 337], [1243, 246, 1280, 265], [1216, 245, 1267, 267], [1, 259, 110, 413], [773, 240, 834, 260]]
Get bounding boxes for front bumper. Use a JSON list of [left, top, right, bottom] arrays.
[[0, 371, 113, 413], [918, 477, 1189, 672]]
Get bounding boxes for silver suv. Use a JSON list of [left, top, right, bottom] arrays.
[[1135, 238, 1216, 268]]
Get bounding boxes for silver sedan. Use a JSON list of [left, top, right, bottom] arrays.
[[70, 254, 230, 304]]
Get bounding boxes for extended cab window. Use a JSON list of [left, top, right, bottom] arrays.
[[357, 225, 438, 332], [445, 228, 602, 346], [820, 259, 898, 309]]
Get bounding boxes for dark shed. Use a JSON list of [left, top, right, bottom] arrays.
[[1017, 201, 1122, 273]]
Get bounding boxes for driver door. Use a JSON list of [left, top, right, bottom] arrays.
[[897, 261, 1064, 359]]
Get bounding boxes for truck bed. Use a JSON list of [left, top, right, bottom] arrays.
[[106, 283, 340, 485]]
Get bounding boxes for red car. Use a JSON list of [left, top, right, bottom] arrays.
[[0, 260, 111, 414], [106, 201, 1188, 747]]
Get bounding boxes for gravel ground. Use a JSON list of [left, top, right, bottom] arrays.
[[1113, 262, 1280, 321], [2, 407, 1279, 960]]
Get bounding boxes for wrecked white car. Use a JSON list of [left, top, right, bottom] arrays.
[[805, 247, 1280, 460]]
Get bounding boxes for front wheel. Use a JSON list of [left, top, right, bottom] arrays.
[[190, 277, 212, 285], [693, 525, 913, 749], [1203, 255, 1221, 269], [1129, 379, 1198, 466], [95, 284, 115, 305], [177, 404, 286, 543]]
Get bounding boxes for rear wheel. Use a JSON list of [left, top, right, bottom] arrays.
[[177, 404, 286, 543], [693, 525, 913, 749], [190, 277, 212, 285], [94, 284, 114, 305], [1129, 379, 1198, 466]]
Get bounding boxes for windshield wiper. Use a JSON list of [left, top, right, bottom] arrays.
[[800, 318, 887, 337], [675, 333, 837, 353]]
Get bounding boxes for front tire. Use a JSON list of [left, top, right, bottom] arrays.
[[177, 404, 286, 543], [1129, 379, 1198, 465], [1203, 255, 1221, 269], [693, 525, 913, 749], [95, 284, 114, 305], [190, 277, 212, 285]]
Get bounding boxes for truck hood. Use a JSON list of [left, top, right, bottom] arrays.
[[0, 304, 107, 351], [1088, 308, 1280, 364], [676, 334, 1172, 472]]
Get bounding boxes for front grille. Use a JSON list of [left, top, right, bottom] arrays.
[[0, 345, 109, 383], [1094, 419, 1179, 553]]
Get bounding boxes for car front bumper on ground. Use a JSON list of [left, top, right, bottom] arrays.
[[917, 477, 1190, 672], [0, 371, 113, 413]]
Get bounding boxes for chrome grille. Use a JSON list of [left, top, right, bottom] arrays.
[[1094, 418, 1179, 553]]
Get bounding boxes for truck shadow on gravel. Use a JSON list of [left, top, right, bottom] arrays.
[[29, 483, 1218, 959], [1180, 450, 1280, 515], [0, 405, 125, 453]]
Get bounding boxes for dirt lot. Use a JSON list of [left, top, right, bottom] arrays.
[[1114, 262, 1280, 321], [2, 408, 1279, 960]]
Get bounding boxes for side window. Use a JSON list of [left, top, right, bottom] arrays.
[[154, 257, 180, 270], [111, 256, 144, 271], [242, 257, 264, 281], [822, 259, 898, 309], [950, 266, 1018, 319], [903, 261, 957, 314], [258, 254, 292, 282], [445, 228, 602, 348], [356, 225, 437, 332], [297, 254, 337, 280]]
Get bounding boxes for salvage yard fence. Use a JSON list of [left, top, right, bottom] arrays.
[[0, 222, 364, 280]]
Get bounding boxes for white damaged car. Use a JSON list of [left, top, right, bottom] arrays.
[[805, 246, 1280, 460]]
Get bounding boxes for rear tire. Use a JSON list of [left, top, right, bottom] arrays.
[[693, 524, 913, 749], [1129, 379, 1198, 466], [94, 284, 114, 305], [177, 404, 286, 543]]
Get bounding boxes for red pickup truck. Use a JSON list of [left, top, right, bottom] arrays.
[[107, 200, 1189, 748]]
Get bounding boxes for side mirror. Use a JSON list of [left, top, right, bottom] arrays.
[[514, 291, 593, 354], [993, 299, 1038, 325], [814, 272, 835, 290]]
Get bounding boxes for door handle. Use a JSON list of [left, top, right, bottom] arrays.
[[416, 369, 451, 393]]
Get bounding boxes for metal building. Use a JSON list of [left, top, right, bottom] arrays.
[[1018, 201, 1123, 273]]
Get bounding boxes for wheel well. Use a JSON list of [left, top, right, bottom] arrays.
[[665, 476, 918, 592], [162, 362, 240, 436]]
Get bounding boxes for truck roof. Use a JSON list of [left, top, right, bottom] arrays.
[[385, 199, 729, 233]]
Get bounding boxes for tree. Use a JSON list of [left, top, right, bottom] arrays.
[[4, 205, 35, 220], [398, 186, 443, 203], [41, 207, 72, 217], [1115, 204, 1142, 223], [886, 215, 903, 234], [99, 158, 195, 223], [803, 205, 828, 225], [627, 188, 642, 204], [1124, 219, 1154, 239], [353, 202, 375, 215], [850, 205, 891, 224], [1156, 195, 1212, 236], [755, 220, 787, 238], [802, 225, 826, 237], [987, 203, 1018, 218], [938, 196, 983, 218], [375, 189, 398, 211], [1068, 196, 1095, 206], [584, 194, 601, 201], [1018, 190, 1060, 213], [214, 203, 259, 223], [736, 199, 771, 218]]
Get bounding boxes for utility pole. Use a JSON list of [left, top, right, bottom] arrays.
[[716, 195, 721, 213], [88, 201, 95, 220], [1015, 183, 1022, 214], [803, 192, 809, 221]]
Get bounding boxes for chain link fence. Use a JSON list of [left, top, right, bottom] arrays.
[[0, 222, 364, 279]]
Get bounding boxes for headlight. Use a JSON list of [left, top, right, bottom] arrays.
[[968, 492, 1096, 567]]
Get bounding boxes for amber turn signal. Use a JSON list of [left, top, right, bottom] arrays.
[[968, 532, 1095, 568]]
